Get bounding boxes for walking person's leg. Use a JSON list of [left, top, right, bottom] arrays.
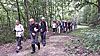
[[30, 34, 36, 54], [16, 37, 22, 53], [17, 37, 22, 49], [40, 32, 43, 43], [35, 32, 40, 50], [43, 32, 46, 46]]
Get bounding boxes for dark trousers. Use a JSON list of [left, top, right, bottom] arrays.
[[17, 37, 23, 47], [53, 28, 56, 32], [40, 31, 46, 46]]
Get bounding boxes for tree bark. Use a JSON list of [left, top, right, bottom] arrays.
[[62, 0, 64, 19], [0, 2, 11, 28], [24, 0, 30, 27], [50, 0, 52, 27], [98, 0, 100, 24], [16, 0, 21, 23]]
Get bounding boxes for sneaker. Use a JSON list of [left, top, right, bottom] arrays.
[[17, 46, 20, 50], [31, 51, 35, 54], [43, 44, 45, 47]]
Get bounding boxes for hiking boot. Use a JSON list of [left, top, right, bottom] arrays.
[[16, 49, 19, 53]]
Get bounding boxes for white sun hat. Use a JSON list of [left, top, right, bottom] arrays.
[[29, 18, 34, 21]]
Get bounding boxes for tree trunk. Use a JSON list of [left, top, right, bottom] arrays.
[[20, 10, 26, 28], [16, 0, 21, 23], [36, 0, 39, 22], [50, 0, 52, 27], [62, 0, 64, 19], [0, 2, 11, 28], [55, 0, 57, 20], [32, 0, 36, 19], [24, 0, 30, 27], [98, 0, 100, 24]]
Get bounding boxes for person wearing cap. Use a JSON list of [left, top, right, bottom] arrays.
[[39, 17, 48, 46], [29, 18, 40, 54], [13, 20, 24, 53]]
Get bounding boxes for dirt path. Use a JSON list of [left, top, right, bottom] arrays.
[[0, 34, 96, 56], [6, 35, 80, 56]]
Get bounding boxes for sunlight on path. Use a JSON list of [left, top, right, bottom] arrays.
[[77, 25, 89, 29]]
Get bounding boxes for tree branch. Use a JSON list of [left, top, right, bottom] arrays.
[[85, 0, 98, 7]]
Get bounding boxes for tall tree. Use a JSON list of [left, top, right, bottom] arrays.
[[16, 0, 21, 23], [0, 2, 11, 28], [24, 0, 30, 27]]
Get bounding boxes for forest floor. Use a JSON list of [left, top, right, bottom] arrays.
[[0, 34, 96, 56], [0, 26, 99, 56]]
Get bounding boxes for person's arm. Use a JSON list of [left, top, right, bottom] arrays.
[[46, 22, 48, 32], [30, 25, 36, 36], [21, 25, 24, 32], [13, 26, 16, 32]]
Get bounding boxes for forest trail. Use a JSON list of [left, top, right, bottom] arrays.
[[0, 32, 95, 56]]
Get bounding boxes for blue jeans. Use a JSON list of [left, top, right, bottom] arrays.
[[30, 32, 39, 44], [30, 32, 40, 52], [17, 37, 23, 46], [40, 31, 46, 46]]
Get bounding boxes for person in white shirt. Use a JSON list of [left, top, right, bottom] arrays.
[[13, 20, 24, 53], [52, 21, 57, 33]]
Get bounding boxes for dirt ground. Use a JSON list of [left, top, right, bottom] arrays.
[[0, 34, 98, 56]]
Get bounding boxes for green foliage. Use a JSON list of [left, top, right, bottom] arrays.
[[0, 27, 30, 45], [0, 30, 16, 45], [68, 28, 100, 55], [81, 5, 98, 26]]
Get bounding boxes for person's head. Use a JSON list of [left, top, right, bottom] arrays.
[[16, 20, 20, 25], [29, 18, 35, 24], [58, 21, 60, 23], [53, 21, 55, 23], [41, 17, 45, 21]]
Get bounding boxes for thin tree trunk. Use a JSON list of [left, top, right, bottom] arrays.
[[42, 0, 46, 17], [0, 2, 11, 28], [16, 0, 21, 23], [62, 0, 64, 19], [98, 0, 100, 24], [50, 0, 52, 27], [32, 0, 35, 19], [24, 0, 30, 27], [20, 10, 26, 28], [55, 0, 57, 20], [36, 0, 39, 22]]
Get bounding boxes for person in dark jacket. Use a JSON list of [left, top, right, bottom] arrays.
[[68, 21, 71, 32], [40, 17, 48, 46], [29, 18, 40, 54]]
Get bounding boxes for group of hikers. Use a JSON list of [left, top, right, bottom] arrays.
[[13, 17, 48, 54], [52, 20, 77, 33], [13, 17, 77, 54]]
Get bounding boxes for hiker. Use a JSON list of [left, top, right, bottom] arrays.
[[13, 20, 24, 53], [60, 20, 63, 33], [65, 21, 68, 32], [40, 17, 48, 46], [63, 20, 66, 33], [29, 18, 40, 54], [68, 21, 71, 32], [52, 21, 57, 33], [73, 22, 77, 30], [57, 21, 61, 33], [70, 21, 73, 31]]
